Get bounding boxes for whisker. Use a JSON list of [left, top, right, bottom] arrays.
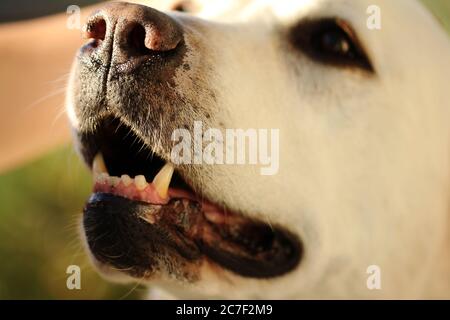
[[24, 87, 67, 112], [52, 104, 69, 128]]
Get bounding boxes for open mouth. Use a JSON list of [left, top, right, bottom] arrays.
[[77, 116, 302, 279]]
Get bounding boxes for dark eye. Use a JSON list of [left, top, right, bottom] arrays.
[[316, 29, 352, 57], [289, 18, 374, 72]]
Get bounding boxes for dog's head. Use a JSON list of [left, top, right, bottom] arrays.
[[67, 0, 450, 298]]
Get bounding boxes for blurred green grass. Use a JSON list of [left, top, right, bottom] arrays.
[[0, 0, 448, 300], [422, 0, 450, 32]]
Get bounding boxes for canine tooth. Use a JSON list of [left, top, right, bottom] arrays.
[[153, 163, 174, 199], [93, 153, 108, 174], [121, 174, 133, 187], [135, 175, 148, 191]]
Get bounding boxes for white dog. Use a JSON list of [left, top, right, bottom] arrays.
[[66, 0, 450, 299]]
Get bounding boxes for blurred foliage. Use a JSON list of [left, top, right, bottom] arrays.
[[422, 0, 450, 33], [0, 146, 143, 299]]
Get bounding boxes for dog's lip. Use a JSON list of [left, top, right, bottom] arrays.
[[84, 192, 303, 279]]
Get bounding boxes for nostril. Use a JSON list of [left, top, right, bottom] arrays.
[[126, 23, 152, 56], [85, 18, 107, 47]]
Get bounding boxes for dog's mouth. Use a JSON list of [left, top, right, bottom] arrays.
[[77, 116, 302, 279]]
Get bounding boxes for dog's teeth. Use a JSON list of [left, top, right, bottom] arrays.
[[135, 175, 148, 191], [121, 174, 133, 187], [152, 163, 174, 199], [95, 172, 108, 184], [111, 177, 121, 187], [93, 152, 108, 174]]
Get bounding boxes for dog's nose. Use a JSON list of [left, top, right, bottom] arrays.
[[82, 2, 183, 71]]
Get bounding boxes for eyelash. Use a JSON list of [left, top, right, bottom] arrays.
[[289, 18, 374, 72]]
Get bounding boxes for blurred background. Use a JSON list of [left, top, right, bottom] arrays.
[[0, 0, 449, 300]]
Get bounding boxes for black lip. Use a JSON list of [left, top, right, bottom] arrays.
[[83, 193, 303, 279], [199, 222, 303, 278], [83, 193, 203, 278]]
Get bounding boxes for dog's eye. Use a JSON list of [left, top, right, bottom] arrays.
[[317, 28, 352, 57], [289, 18, 374, 72]]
